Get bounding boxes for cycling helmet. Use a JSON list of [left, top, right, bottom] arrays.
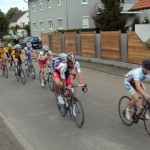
[[26, 42, 32, 48], [14, 44, 22, 50], [42, 45, 49, 52], [143, 58, 150, 70], [67, 53, 76, 65], [59, 53, 67, 61], [7, 43, 12, 48], [0, 43, 4, 48]]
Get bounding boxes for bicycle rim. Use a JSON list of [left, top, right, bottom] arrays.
[[5, 65, 8, 78], [72, 97, 84, 128], [31, 65, 36, 79], [20, 69, 26, 85], [118, 96, 134, 126], [25, 68, 30, 77], [47, 73, 54, 91], [144, 106, 150, 135]]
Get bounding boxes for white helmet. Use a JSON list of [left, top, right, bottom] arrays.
[[7, 43, 12, 48], [26, 42, 32, 48], [42, 45, 49, 52], [14, 44, 22, 50], [67, 53, 76, 65], [59, 53, 67, 61]]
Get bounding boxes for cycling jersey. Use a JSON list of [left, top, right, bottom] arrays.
[[55, 61, 81, 80], [11, 50, 22, 58], [52, 57, 62, 72], [125, 68, 150, 81], [38, 50, 53, 61], [23, 47, 34, 60]]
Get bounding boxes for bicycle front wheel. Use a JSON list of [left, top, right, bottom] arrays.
[[31, 65, 36, 79], [118, 96, 134, 126], [4, 65, 8, 78], [20, 69, 26, 85], [144, 105, 150, 135], [72, 97, 84, 128], [47, 72, 54, 91]]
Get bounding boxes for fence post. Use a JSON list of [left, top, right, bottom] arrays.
[[61, 32, 65, 53], [95, 32, 100, 58], [76, 32, 81, 56]]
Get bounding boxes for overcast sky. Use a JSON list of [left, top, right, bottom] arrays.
[[0, 0, 28, 13]]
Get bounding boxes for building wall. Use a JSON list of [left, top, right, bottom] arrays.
[[17, 12, 29, 27]]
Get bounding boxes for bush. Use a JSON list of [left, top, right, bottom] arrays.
[[145, 39, 150, 49]]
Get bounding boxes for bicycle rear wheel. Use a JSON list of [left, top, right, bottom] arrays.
[[118, 96, 134, 126], [31, 65, 36, 79], [47, 72, 54, 91], [144, 105, 150, 135], [72, 97, 84, 128], [20, 69, 26, 85]]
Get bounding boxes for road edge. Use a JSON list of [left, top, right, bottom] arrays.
[[0, 110, 35, 150]]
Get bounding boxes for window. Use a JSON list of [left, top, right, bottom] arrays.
[[81, 0, 88, 4], [33, 23, 37, 31], [31, 4, 35, 12], [57, 0, 62, 6], [48, 20, 53, 30], [40, 21, 44, 30], [57, 18, 63, 29], [48, 0, 52, 8], [38, 2, 43, 10], [82, 16, 89, 28]]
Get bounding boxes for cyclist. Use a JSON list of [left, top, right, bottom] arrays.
[[53, 53, 87, 104], [38, 45, 53, 87], [11, 44, 24, 76], [5, 43, 13, 67], [52, 53, 67, 72], [125, 58, 150, 120], [23, 42, 36, 69], [0, 43, 5, 73]]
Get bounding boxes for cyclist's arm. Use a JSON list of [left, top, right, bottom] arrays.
[[134, 80, 147, 96]]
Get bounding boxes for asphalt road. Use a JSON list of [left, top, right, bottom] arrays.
[[0, 60, 150, 150]]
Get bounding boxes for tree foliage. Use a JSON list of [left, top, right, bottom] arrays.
[[6, 7, 19, 20], [92, 0, 127, 32], [0, 11, 9, 38]]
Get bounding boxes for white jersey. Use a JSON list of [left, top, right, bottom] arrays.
[[56, 61, 81, 79], [23, 47, 34, 54], [38, 50, 53, 60], [125, 68, 150, 81]]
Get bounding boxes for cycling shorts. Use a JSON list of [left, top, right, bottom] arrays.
[[38, 59, 48, 68]]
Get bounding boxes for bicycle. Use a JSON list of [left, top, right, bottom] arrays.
[[54, 84, 87, 128], [24, 58, 36, 79], [39, 64, 54, 90], [14, 61, 26, 85], [118, 96, 150, 135], [0, 58, 8, 78]]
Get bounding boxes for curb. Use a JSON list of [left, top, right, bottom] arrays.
[[0, 110, 35, 150]]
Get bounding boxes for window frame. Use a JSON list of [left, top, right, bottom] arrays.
[[39, 21, 44, 30], [31, 3, 35, 12], [57, 18, 63, 29], [33, 22, 37, 31], [81, 0, 88, 4], [47, 0, 52, 8], [82, 16, 90, 28], [48, 20, 53, 30], [57, 0, 62, 6], [38, 2, 43, 10]]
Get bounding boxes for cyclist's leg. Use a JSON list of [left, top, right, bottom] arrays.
[[38, 59, 45, 86]]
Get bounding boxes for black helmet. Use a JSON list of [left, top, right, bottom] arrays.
[[143, 59, 150, 70]]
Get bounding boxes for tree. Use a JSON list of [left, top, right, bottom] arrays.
[[6, 7, 19, 20], [132, 15, 140, 31], [0, 11, 9, 38], [92, 0, 127, 32]]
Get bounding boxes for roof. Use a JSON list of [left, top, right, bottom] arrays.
[[130, 0, 150, 11], [10, 11, 27, 23]]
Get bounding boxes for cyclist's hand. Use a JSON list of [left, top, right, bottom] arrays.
[[144, 94, 150, 101], [82, 84, 87, 93]]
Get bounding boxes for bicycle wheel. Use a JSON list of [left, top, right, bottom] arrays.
[[47, 72, 54, 91], [20, 69, 26, 85], [25, 68, 30, 77], [39, 71, 41, 82], [144, 105, 150, 135], [56, 96, 67, 117], [72, 97, 84, 128], [118, 96, 134, 126], [31, 65, 36, 79], [4, 65, 8, 78]]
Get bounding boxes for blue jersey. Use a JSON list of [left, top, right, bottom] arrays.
[[23, 47, 34, 60], [52, 57, 62, 72]]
